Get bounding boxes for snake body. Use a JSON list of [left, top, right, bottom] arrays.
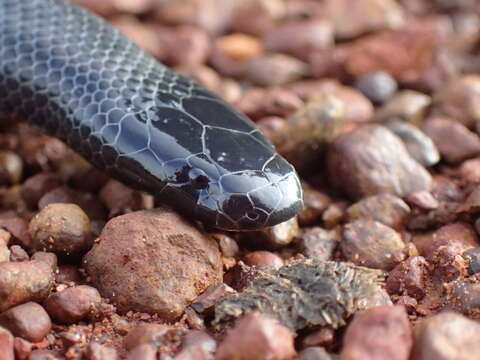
[[0, 0, 303, 231]]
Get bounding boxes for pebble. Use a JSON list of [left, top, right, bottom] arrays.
[[124, 324, 171, 351], [298, 347, 332, 360], [0, 326, 14, 360], [297, 186, 331, 226], [355, 71, 398, 104], [422, 116, 480, 164], [210, 233, 239, 258], [327, 125, 432, 199], [0, 302, 51, 343], [341, 220, 406, 270], [250, 217, 300, 250], [376, 90, 432, 124], [215, 33, 263, 63], [0, 151, 23, 186], [405, 191, 439, 210], [231, 0, 285, 36], [85, 342, 118, 360], [296, 227, 338, 261], [445, 280, 480, 316], [322, 0, 405, 40], [14, 337, 31, 360], [9, 245, 29, 262], [163, 25, 211, 69], [126, 344, 157, 360], [99, 180, 152, 216], [215, 312, 296, 360], [0, 239, 10, 264], [262, 19, 333, 59], [21, 173, 62, 209], [28, 203, 92, 258], [43, 285, 101, 324], [243, 251, 284, 270], [38, 186, 107, 220], [433, 74, 480, 128], [386, 256, 428, 300], [236, 87, 303, 120], [385, 120, 440, 167], [191, 283, 236, 314], [457, 184, 480, 215], [83, 209, 222, 321], [340, 306, 412, 360], [245, 54, 307, 86], [412, 312, 480, 359], [28, 349, 63, 360], [56, 265, 81, 284], [272, 94, 346, 173], [458, 158, 480, 184], [0, 253, 56, 312], [302, 328, 334, 348], [413, 223, 477, 281], [345, 194, 410, 230], [174, 330, 216, 360], [463, 247, 480, 275], [0, 212, 30, 248]]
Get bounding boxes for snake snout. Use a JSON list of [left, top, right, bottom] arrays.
[[214, 159, 304, 231]]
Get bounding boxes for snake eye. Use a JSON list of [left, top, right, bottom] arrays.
[[246, 210, 260, 221], [188, 168, 209, 189]]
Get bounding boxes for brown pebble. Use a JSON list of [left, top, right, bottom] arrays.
[[251, 217, 300, 250], [236, 87, 303, 120], [346, 194, 410, 230], [191, 283, 236, 314], [184, 307, 205, 330], [14, 337, 31, 360], [327, 125, 432, 199], [38, 186, 107, 220], [99, 179, 152, 216], [126, 344, 157, 360], [9, 245, 28, 262], [298, 185, 331, 226], [84, 209, 222, 320], [422, 116, 480, 164], [342, 220, 406, 270], [263, 19, 333, 59], [0, 211, 30, 248], [124, 324, 175, 351], [272, 94, 346, 173], [322, 0, 404, 40], [396, 295, 418, 313], [43, 285, 101, 325], [0, 151, 23, 186], [243, 251, 284, 270], [298, 347, 332, 360], [458, 158, 480, 184], [211, 233, 239, 259], [0, 302, 51, 343], [21, 173, 62, 209], [376, 90, 432, 124], [85, 342, 118, 360], [56, 265, 81, 284], [405, 191, 439, 210], [29, 203, 92, 258], [296, 227, 338, 261], [28, 349, 62, 360], [386, 256, 427, 300], [215, 33, 263, 63], [231, 0, 285, 36], [0, 326, 14, 360], [302, 328, 334, 348], [340, 306, 412, 360], [245, 54, 307, 87], [433, 74, 480, 128], [0, 254, 56, 312], [412, 312, 480, 359], [445, 280, 480, 316], [215, 312, 296, 360], [413, 223, 477, 281], [174, 330, 216, 360]]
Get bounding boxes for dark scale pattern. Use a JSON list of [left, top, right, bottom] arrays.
[[0, 0, 303, 230]]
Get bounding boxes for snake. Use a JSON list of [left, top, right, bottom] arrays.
[[0, 0, 303, 231]]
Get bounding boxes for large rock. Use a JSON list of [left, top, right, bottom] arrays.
[[83, 209, 222, 321], [327, 125, 432, 199]]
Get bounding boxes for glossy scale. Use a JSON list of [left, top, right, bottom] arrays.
[[0, 0, 303, 230]]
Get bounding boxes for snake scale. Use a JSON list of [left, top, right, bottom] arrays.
[[0, 0, 303, 231]]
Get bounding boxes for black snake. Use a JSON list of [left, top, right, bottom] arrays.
[[0, 0, 303, 231]]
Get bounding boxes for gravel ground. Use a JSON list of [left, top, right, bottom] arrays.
[[2, 0, 480, 359]]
